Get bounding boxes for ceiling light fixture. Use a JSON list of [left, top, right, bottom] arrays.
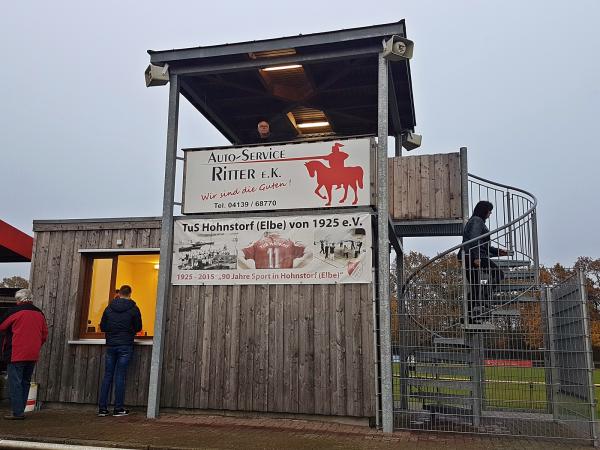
[[297, 121, 330, 129], [262, 64, 302, 72]]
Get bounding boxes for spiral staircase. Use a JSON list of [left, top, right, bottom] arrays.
[[393, 173, 540, 430]]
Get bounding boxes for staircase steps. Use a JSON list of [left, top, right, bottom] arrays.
[[502, 270, 536, 281], [490, 308, 521, 317], [406, 377, 474, 390], [414, 363, 474, 378], [433, 337, 467, 346], [490, 292, 537, 302], [491, 283, 534, 293], [409, 391, 474, 406], [491, 258, 531, 268], [463, 322, 496, 331], [424, 403, 473, 417]]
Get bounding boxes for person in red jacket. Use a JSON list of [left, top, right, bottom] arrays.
[[0, 288, 48, 420]]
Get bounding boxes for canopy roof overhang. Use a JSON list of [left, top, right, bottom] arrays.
[[0, 220, 33, 263], [148, 20, 416, 145]]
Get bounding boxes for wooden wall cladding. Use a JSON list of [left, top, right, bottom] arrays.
[[30, 222, 160, 406], [388, 153, 463, 221], [30, 220, 375, 417], [159, 284, 374, 417]]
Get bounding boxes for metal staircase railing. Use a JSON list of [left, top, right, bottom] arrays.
[[392, 172, 540, 433]]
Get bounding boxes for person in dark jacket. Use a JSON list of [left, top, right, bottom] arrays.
[[459, 201, 508, 322], [97, 285, 142, 417], [0, 289, 48, 420]]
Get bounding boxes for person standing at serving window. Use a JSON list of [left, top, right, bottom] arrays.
[[98, 285, 142, 417]]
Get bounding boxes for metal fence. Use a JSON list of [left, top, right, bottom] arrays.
[[545, 272, 598, 443], [391, 174, 598, 445]]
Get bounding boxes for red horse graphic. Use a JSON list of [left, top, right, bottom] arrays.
[[305, 160, 364, 206]]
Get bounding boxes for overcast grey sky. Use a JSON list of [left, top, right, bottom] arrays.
[[1, 0, 599, 279]]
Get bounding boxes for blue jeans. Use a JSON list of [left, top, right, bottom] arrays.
[[7, 361, 35, 417], [98, 345, 133, 410]]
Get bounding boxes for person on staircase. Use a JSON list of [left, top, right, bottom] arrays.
[[459, 201, 508, 323]]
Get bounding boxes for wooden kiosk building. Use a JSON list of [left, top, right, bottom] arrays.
[[27, 20, 596, 444]]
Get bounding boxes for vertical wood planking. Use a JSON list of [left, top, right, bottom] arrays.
[[407, 156, 419, 219], [45, 231, 75, 401], [400, 158, 409, 220], [449, 153, 462, 218], [239, 285, 256, 410], [360, 283, 375, 416], [298, 284, 315, 413], [268, 284, 285, 411], [161, 285, 180, 406], [350, 284, 363, 415], [224, 285, 240, 410], [420, 155, 431, 219], [433, 155, 445, 218], [39, 231, 64, 390], [333, 285, 347, 415], [343, 284, 356, 415], [172, 284, 187, 406], [253, 285, 269, 411], [198, 285, 213, 409], [210, 285, 228, 409], [179, 285, 197, 408], [59, 230, 86, 402], [441, 153, 451, 218], [192, 285, 207, 409], [394, 158, 401, 219], [313, 284, 331, 415]]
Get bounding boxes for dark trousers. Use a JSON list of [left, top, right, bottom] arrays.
[[98, 345, 133, 410], [465, 257, 504, 317], [7, 361, 35, 417]]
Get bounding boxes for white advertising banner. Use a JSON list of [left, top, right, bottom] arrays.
[[182, 137, 372, 214], [172, 213, 372, 285]]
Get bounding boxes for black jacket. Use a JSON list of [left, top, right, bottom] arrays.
[[459, 216, 500, 260], [100, 297, 142, 346]]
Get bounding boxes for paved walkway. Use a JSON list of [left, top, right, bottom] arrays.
[[0, 407, 592, 449]]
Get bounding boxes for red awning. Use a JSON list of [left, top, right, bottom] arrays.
[[0, 220, 33, 262]]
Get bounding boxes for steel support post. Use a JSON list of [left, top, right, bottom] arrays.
[[543, 286, 559, 418], [393, 134, 408, 411], [506, 193, 514, 253], [470, 332, 483, 427], [531, 209, 540, 286], [579, 270, 599, 445], [377, 52, 393, 433], [147, 74, 180, 419]]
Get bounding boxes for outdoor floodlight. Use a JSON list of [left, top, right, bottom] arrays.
[[382, 35, 414, 61], [402, 132, 422, 151], [145, 63, 169, 87]]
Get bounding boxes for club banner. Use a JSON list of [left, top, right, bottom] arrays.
[[172, 213, 372, 285], [182, 137, 372, 214]]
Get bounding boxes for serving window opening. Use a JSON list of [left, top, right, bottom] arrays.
[[81, 253, 159, 339]]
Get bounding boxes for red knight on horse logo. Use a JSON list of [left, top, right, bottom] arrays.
[[305, 142, 364, 206]]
